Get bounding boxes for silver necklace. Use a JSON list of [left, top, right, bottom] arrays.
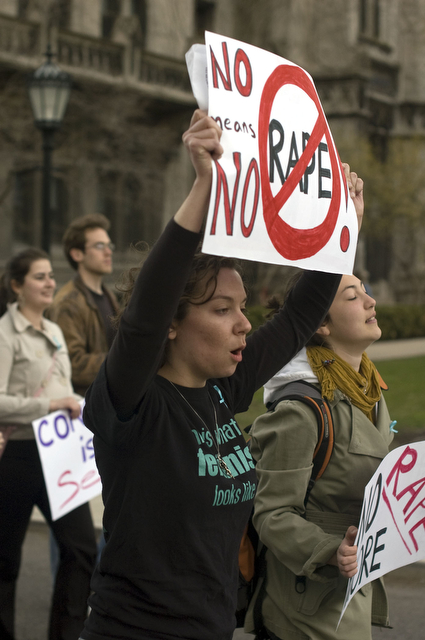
[[169, 381, 235, 479]]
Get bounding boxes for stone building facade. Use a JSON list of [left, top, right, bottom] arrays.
[[0, 0, 424, 301]]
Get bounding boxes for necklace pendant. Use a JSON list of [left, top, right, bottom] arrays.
[[217, 453, 235, 479]]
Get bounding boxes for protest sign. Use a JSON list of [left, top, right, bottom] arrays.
[[32, 402, 101, 521], [339, 441, 425, 624], [186, 32, 357, 274]]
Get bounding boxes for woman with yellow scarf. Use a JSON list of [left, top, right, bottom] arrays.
[[245, 275, 393, 640]]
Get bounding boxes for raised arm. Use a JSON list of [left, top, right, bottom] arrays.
[[227, 162, 365, 412], [175, 110, 223, 232], [105, 112, 223, 418]]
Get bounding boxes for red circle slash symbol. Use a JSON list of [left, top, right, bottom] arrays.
[[258, 65, 342, 260]]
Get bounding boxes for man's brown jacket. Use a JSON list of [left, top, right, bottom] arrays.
[[48, 275, 120, 396]]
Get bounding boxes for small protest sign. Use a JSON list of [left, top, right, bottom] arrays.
[[32, 402, 101, 521], [339, 441, 425, 624], [186, 32, 357, 274]]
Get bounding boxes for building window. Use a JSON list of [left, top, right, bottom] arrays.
[[50, 176, 68, 244], [14, 170, 68, 246], [131, 0, 147, 49], [57, 0, 72, 30], [131, 0, 146, 26], [96, 170, 117, 240], [102, 0, 121, 39], [195, 0, 215, 41], [366, 234, 391, 282], [14, 170, 36, 245], [122, 174, 143, 250], [360, 0, 381, 39], [18, 0, 30, 18]]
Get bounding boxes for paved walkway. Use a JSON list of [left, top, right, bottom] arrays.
[[366, 336, 425, 361]]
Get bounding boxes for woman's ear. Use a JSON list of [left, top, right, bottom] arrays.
[[316, 321, 331, 338], [10, 279, 21, 296], [168, 320, 178, 341]]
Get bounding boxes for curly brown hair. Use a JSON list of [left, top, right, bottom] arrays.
[[114, 242, 245, 328], [63, 213, 111, 270]]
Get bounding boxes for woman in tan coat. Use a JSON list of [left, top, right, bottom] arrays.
[[0, 248, 97, 640], [245, 274, 394, 640]]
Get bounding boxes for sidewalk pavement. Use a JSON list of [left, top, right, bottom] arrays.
[[366, 336, 425, 361], [31, 337, 425, 530]]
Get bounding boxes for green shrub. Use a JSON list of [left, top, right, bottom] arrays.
[[246, 305, 270, 333], [247, 304, 425, 340], [376, 305, 425, 340]]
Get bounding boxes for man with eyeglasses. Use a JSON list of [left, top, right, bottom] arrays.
[[47, 214, 120, 594], [49, 213, 119, 396]]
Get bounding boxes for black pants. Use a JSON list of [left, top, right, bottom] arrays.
[[0, 440, 97, 640]]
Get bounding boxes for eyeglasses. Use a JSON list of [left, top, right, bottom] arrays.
[[86, 242, 116, 252]]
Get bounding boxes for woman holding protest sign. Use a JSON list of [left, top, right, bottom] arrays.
[[0, 248, 97, 640], [78, 109, 364, 640], [244, 274, 393, 640]]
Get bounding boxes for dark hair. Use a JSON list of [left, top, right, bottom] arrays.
[[63, 213, 111, 270], [0, 248, 49, 316], [266, 271, 331, 348], [114, 243, 245, 328], [173, 251, 245, 321]]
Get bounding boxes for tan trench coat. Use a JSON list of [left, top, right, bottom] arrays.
[[0, 303, 79, 440]]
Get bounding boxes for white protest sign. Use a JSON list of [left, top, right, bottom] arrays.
[[185, 32, 357, 274], [32, 402, 101, 521], [339, 441, 425, 624], [185, 43, 209, 111]]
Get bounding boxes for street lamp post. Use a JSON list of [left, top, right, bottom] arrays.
[[27, 46, 72, 253]]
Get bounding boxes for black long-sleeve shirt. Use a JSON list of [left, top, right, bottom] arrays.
[[81, 219, 341, 640]]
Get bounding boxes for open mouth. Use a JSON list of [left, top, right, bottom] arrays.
[[231, 348, 244, 362]]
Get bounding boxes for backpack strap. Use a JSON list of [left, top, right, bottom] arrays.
[[266, 380, 335, 598], [242, 381, 335, 632], [266, 380, 334, 505]]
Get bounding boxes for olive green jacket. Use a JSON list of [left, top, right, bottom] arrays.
[[245, 385, 393, 640]]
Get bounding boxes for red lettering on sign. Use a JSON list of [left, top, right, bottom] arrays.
[[210, 153, 242, 235], [58, 469, 101, 511], [382, 445, 425, 554], [234, 48, 252, 97], [58, 470, 79, 509], [210, 43, 253, 97], [386, 446, 417, 497], [340, 226, 350, 252], [409, 517, 425, 552], [210, 42, 232, 91], [240, 158, 260, 237]]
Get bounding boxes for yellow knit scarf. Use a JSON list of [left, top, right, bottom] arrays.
[[306, 346, 382, 424]]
